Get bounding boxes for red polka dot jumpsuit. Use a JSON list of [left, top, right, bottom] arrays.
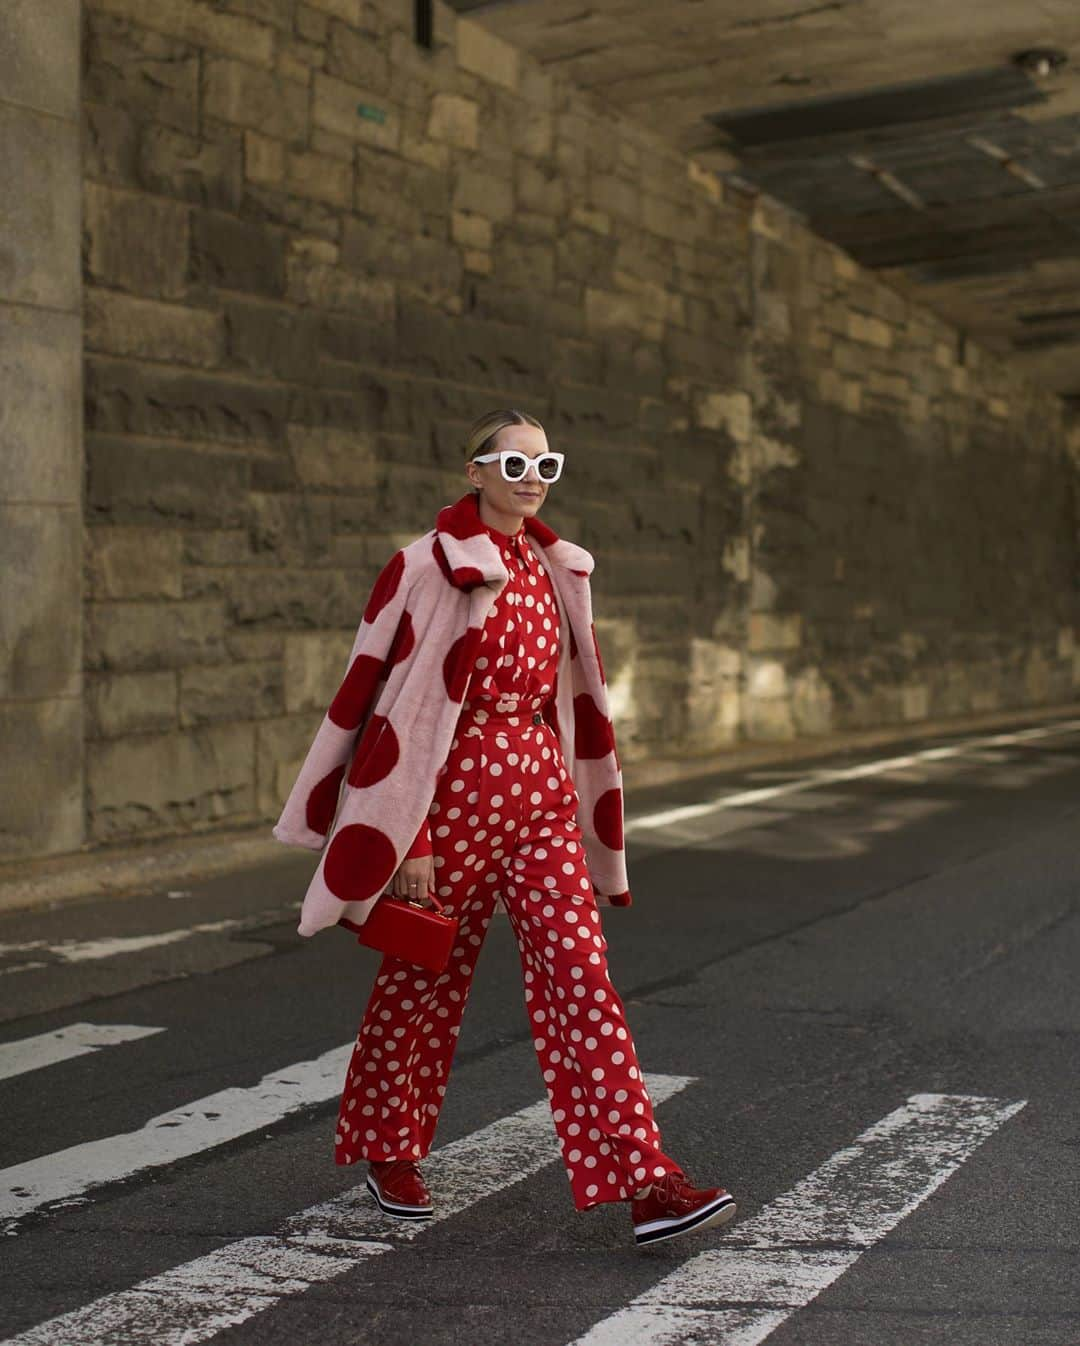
[[335, 513, 682, 1211]]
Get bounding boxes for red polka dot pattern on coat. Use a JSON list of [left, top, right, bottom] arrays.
[[593, 787, 624, 851], [347, 714, 400, 789], [443, 628, 483, 702], [324, 823, 398, 902], [306, 764, 345, 835], [328, 654, 384, 731], [385, 611, 415, 668], [573, 692, 615, 760], [363, 550, 405, 623]]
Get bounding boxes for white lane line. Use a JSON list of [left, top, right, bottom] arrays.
[[570, 1091, 1026, 1346], [0, 1072, 694, 1346], [0, 1042, 353, 1231], [625, 718, 1080, 834], [0, 905, 300, 977], [0, 1024, 165, 1083]]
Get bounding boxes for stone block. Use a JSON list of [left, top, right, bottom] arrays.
[[313, 73, 400, 150], [303, 0, 361, 22], [286, 424, 377, 490], [137, 124, 244, 210], [93, 0, 275, 65], [87, 527, 183, 600], [191, 210, 287, 297], [179, 660, 283, 725], [84, 14, 201, 135], [0, 102, 80, 309], [244, 131, 285, 187], [204, 56, 308, 141], [85, 360, 290, 446], [584, 287, 645, 336], [256, 714, 325, 816], [84, 103, 139, 186], [0, 505, 82, 700], [226, 567, 356, 628], [0, 698, 83, 857], [87, 436, 252, 527], [246, 490, 335, 566], [451, 211, 492, 251], [296, 4, 330, 42], [686, 637, 742, 750], [0, 0, 80, 120], [790, 665, 835, 735], [749, 613, 802, 653], [695, 390, 752, 441], [224, 296, 321, 382], [87, 722, 255, 841], [283, 631, 351, 712], [85, 290, 223, 367], [456, 17, 519, 91], [327, 20, 390, 90], [285, 254, 396, 319], [428, 93, 479, 149], [86, 599, 227, 672], [452, 163, 515, 222], [0, 304, 81, 502], [84, 182, 190, 299], [86, 669, 178, 738], [589, 173, 639, 223], [285, 147, 354, 208], [492, 238, 554, 292], [340, 218, 462, 305]]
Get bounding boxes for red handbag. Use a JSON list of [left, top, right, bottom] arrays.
[[338, 892, 458, 974]]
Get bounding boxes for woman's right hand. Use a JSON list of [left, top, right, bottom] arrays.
[[392, 855, 436, 905]]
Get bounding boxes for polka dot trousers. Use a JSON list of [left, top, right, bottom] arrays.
[[335, 700, 682, 1211]]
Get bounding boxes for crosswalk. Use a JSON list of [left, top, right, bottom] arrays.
[[0, 1012, 1027, 1346]]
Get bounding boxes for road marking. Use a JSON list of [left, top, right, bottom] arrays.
[[0, 1024, 165, 1083], [625, 718, 1080, 834], [569, 1091, 1026, 1346], [0, 1041, 354, 1231], [0, 905, 300, 977], [0, 1072, 694, 1346]]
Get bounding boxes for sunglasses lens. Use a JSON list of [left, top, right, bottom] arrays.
[[503, 455, 528, 479], [537, 456, 559, 480]]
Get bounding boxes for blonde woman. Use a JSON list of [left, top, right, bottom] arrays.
[[274, 408, 737, 1246]]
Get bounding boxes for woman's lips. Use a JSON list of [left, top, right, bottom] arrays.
[[515, 491, 541, 499]]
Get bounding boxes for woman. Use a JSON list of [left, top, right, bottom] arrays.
[[274, 408, 736, 1247]]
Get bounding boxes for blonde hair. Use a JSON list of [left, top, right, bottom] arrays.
[[463, 408, 545, 468]]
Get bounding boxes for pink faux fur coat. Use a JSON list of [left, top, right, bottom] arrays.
[[273, 490, 632, 938]]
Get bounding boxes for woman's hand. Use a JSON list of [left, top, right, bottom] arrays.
[[392, 855, 436, 905]]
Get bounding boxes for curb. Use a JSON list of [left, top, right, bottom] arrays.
[[2, 699, 1078, 919]]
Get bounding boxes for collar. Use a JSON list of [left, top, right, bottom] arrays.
[[433, 491, 595, 591]]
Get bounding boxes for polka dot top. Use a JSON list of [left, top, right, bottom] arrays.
[[403, 514, 561, 860]]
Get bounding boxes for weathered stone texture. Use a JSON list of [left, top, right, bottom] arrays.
[[52, 0, 1080, 854]]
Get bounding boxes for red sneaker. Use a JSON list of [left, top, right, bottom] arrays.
[[366, 1159, 433, 1219], [631, 1170, 736, 1246]]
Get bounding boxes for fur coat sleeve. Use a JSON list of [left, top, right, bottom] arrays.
[[273, 491, 632, 937]]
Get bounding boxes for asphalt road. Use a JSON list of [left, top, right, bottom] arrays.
[[1, 714, 1078, 1346]]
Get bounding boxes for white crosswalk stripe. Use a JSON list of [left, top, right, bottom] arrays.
[[1, 1041, 354, 1231], [0, 1073, 695, 1346], [568, 1092, 1026, 1346], [0, 1023, 164, 1082]]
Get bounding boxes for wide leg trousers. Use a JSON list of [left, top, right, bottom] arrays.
[[335, 703, 682, 1211]]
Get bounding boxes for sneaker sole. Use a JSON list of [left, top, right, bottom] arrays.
[[365, 1172, 434, 1220], [634, 1193, 737, 1246]]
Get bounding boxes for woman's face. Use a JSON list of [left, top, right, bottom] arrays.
[[467, 423, 553, 520]]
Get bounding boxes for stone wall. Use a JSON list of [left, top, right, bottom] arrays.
[[71, 0, 1078, 850], [0, 1, 84, 858]]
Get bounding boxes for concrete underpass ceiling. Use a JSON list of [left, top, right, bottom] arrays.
[[447, 0, 1080, 404]]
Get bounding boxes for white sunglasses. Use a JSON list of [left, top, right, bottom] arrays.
[[471, 449, 564, 483]]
